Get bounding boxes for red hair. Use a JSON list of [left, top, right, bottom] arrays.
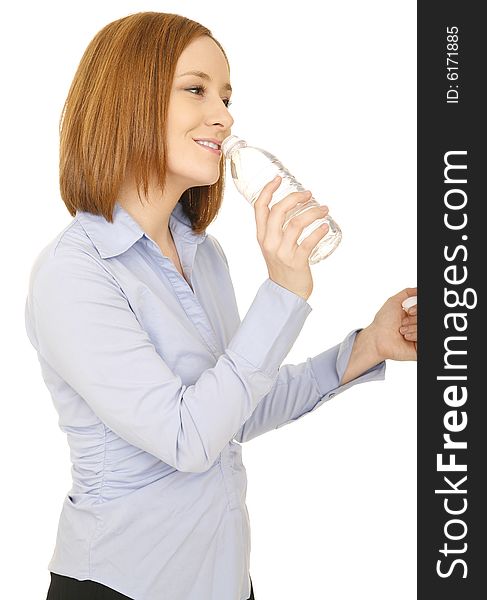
[[59, 12, 230, 234]]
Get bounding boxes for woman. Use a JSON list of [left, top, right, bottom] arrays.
[[24, 11, 417, 600]]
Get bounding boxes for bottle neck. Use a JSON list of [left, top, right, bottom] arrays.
[[221, 135, 247, 159]]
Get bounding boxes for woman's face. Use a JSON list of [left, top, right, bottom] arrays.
[[165, 36, 234, 191]]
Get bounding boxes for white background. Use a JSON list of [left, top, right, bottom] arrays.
[[2, 1, 416, 598]]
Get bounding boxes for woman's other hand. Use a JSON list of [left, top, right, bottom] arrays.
[[369, 287, 418, 362], [340, 287, 417, 385]]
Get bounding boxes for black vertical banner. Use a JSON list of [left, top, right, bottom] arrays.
[[418, 1, 484, 598]]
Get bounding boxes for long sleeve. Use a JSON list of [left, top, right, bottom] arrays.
[[233, 328, 386, 443], [27, 250, 312, 473]]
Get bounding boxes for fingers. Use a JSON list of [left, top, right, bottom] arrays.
[[395, 287, 417, 301], [401, 314, 417, 326], [400, 313, 417, 341], [266, 190, 314, 242], [406, 304, 417, 316], [253, 176, 315, 248], [280, 205, 329, 257], [295, 218, 330, 261], [254, 176, 283, 246], [400, 328, 417, 342], [253, 176, 333, 272], [397, 287, 417, 313], [404, 287, 417, 296]]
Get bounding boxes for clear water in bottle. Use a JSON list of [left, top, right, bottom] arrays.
[[221, 135, 342, 264]]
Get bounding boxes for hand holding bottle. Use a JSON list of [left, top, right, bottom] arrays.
[[254, 176, 330, 301], [221, 134, 342, 264]]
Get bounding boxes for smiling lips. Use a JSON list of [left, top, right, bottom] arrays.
[[194, 139, 222, 156]]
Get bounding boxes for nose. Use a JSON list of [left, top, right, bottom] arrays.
[[205, 96, 234, 131]]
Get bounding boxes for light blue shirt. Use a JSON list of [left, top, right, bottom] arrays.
[[24, 200, 385, 600]]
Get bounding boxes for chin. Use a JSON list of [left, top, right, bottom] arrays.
[[188, 170, 221, 188]]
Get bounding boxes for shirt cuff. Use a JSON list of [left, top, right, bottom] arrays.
[[309, 328, 386, 401]]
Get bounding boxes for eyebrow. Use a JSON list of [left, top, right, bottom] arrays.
[[176, 70, 232, 93]]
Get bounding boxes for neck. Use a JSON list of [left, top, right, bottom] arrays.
[[116, 171, 185, 248]]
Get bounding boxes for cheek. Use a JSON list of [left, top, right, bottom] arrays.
[[167, 101, 199, 131], [166, 153, 189, 175], [164, 123, 193, 163], [165, 119, 197, 155]]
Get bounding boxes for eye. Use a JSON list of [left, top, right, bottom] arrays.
[[186, 85, 233, 108]]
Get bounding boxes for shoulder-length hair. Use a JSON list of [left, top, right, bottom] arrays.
[[59, 12, 230, 234]]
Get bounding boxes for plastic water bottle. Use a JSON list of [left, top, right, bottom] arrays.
[[221, 135, 342, 264]]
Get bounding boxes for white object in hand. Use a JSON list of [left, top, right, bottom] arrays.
[[401, 296, 417, 311]]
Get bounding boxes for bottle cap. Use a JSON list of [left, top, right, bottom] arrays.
[[401, 296, 417, 311], [221, 135, 247, 158]]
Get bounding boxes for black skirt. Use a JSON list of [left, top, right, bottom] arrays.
[[46, 572, 255, 599]]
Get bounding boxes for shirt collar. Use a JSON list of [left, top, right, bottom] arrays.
[[76, 201, 208, 259]]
